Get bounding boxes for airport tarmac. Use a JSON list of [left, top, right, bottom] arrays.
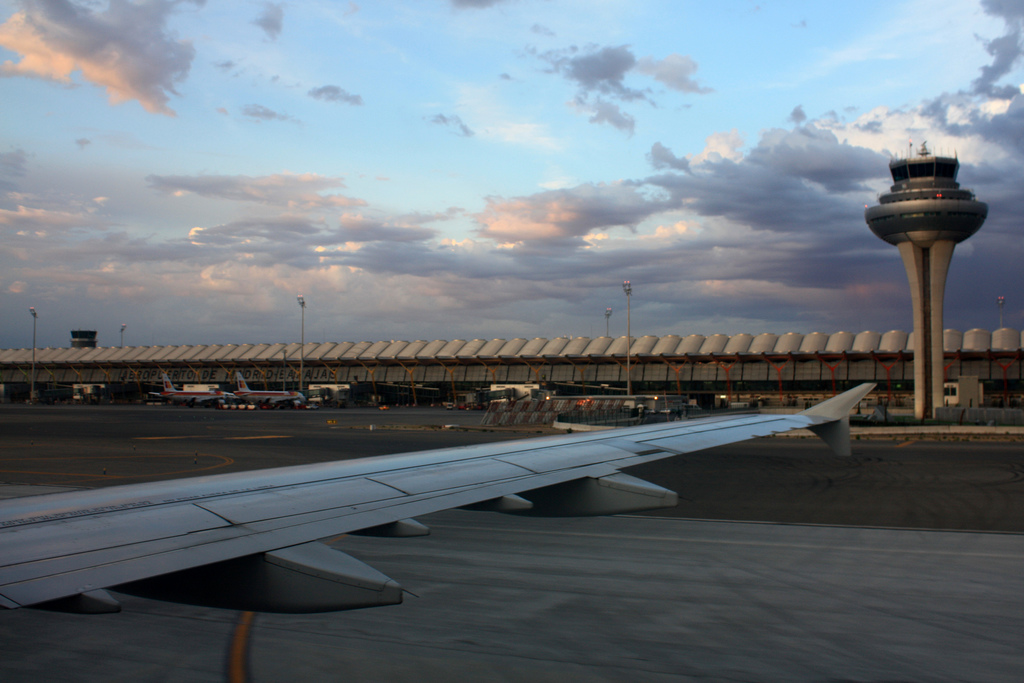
[[1, 405, 1023, 681]]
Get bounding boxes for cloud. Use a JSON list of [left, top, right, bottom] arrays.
[[689, 129, 745, 165], [474, 182, 671, 248], [145, 172, 366, 209], [187, 215, 320, 255], [581, 99, 635, 134], [645, 124, 886, 239], [241, 104, 295, 122], [308, 85, 363, 106], [428, 113, 474, 137], [789, 105, 807, 125], [634, 53, 712, 94], [75, 138, 91, 150], [333, 213, 438, 244], [0, 204, 103, 232], [252, 2, 283, 40], [0, 148, 28, 191], [647, 142, 690, 172], [973, 0, 1024, 98], [536, 44, 711, 132], [0, 0, 202, 115], [540, 44, 648, 102]]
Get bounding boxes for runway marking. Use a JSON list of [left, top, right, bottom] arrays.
[[897, 440, 918, 447], [224, 435, 292, 440], [227, 611, 255, 683]]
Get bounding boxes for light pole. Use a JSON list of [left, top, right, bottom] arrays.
[[997, 296, 1005, 329], [297, 294, 306, 394], [29, 307, 37, 403], [605, 307, 612, 337], [622, 281, 632, 396], [120, 323, 126, 348]]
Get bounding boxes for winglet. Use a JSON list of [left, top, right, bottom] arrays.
[[799, 383, 875, 457]]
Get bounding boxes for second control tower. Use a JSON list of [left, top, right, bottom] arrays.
[[865, 143, 987, 419]]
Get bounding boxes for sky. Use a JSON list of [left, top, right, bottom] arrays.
[[1, 0, 1023, 350]]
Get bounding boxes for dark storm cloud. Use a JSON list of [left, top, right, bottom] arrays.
[[428, 113, 474, 137], [645, 125, 885, 232], [974, 0, 1024, 97], [185, 216, 325, 267], [252, 2, 284, 40], [534, 44, 711, 132], [647, 142, 690, 172], [586, 99, 635, 134], [0, 0, 203, 115], [539, 44, 648, 102], [745, 124, 883, 193], [308, 85, 364, 106]]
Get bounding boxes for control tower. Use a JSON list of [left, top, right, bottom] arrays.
[[865, 143, 987, 419]]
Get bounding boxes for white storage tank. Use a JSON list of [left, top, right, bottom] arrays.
[[799, 332, 829, 353], [992, 328, 1020, 351], [962, 329, 991, 351], [825, 331, 854, 353], [723, 333, 754, 354], [748, 333, 779, 354], [650, 335, 681, 355], [699, 334, 729, 354], [677, 335, 706, 354], [773, 332, 804, 353], [852, 331, 881, 353]]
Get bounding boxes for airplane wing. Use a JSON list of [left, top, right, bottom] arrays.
[[0, 384, 873, 615]]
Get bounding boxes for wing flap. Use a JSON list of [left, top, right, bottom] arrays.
[[495, 442, 633, 473], [195, 478, 403, 525], [368, 458, 533, 495]]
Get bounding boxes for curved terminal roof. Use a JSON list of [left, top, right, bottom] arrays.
[[3, 329, 1021, 367]]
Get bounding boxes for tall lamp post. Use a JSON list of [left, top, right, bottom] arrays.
[[29, 307, 37, 403], [605, 307, 612, 337], [997, 296, 1005, 329], [622, 281, 632, 396], [120, 323, 126, 348], [297, 294, 306, 394]]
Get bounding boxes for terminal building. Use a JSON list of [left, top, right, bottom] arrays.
[[1, 329, 1021, 409]]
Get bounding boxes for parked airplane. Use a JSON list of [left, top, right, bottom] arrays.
[[0, 384, 874, 615], [149, 372, 233, 407], [234, 371, 305, 406]]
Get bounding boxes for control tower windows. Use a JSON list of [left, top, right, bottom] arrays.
[[908, 162, 934, 178], [935, 161, 957, 178]]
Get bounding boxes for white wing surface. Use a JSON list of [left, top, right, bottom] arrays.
[[0, 384, 873, 614]]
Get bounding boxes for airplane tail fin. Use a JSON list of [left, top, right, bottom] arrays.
[[799, 383, 875, 457], [236, 371, 250, 392], [161, 373, 176, 392]]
